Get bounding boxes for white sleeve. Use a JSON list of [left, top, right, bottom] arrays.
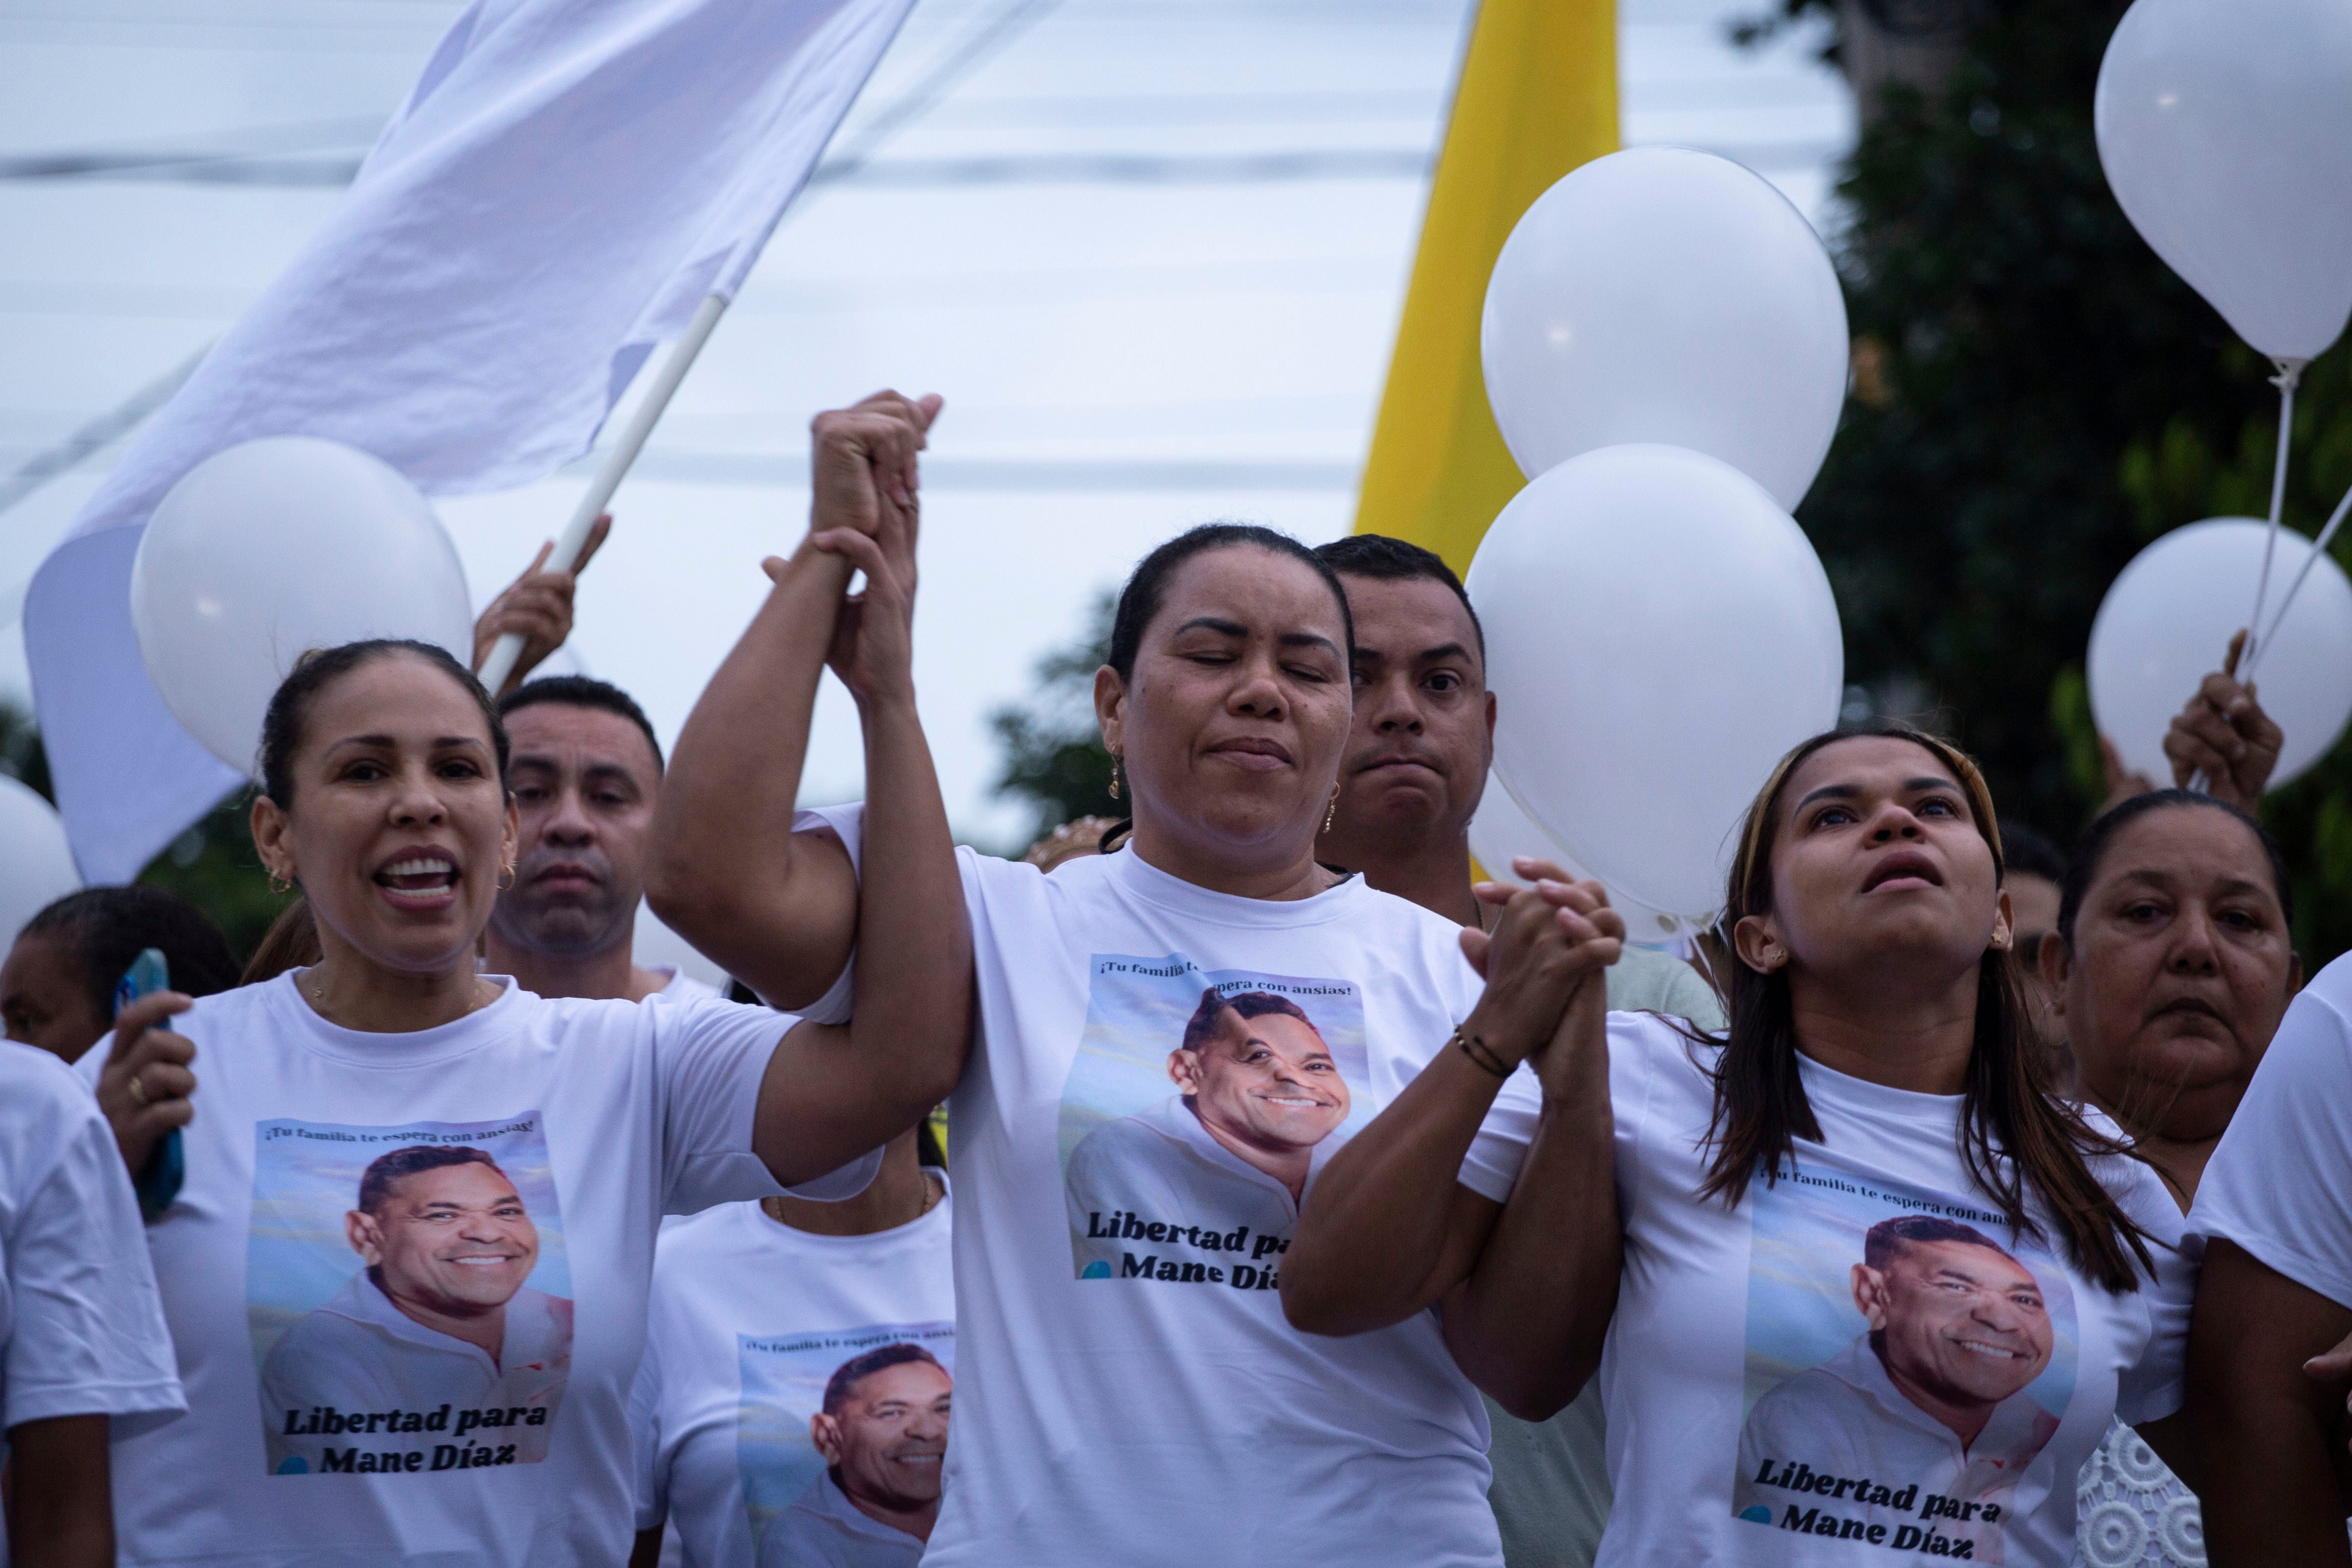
[[2189, 969, 2352, 1308], [2109, 1157, 2199, 1426], [651, 997, 878, 1214], [780, 802, 864, 1026], [5, 1083, 184, 1428], [629, 1328, 668, 1531]]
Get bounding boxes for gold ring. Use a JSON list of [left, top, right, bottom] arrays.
[[127, 1071, 149, 1107]]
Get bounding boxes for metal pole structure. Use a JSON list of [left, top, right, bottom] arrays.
[[476, 290, 730, 694]]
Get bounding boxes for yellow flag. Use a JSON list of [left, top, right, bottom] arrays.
[[1353, 0, 1619, 572]]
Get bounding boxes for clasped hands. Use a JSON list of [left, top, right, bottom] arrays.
[[765, 390, 944, 709], [1458, 857, 1626, 1098]]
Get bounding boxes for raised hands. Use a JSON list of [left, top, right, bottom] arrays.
[[1459, 857, 1625, 1091], [2164, 629, 2282, 809], [471, 513, 610, 696], [806, 390, 941, 541]]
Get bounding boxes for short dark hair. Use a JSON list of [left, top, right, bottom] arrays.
[[497, 675, 663, 773], [1313, 533, 1484, 660], [259, 640, 506, 809], [1863, 1213, 2013, 1272], [821, 1342, 944, 1415], [2057, 788, 2294, 947], [356, 1144, 506, 1215], [21, 886, 239, 1020], [2000, 823, 2066, 886], [1179, 987, 1317, 1054], [1106, 523, 1353, 683]]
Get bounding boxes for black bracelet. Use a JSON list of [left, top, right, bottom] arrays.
[[1452, 1027, 1511, 1078]]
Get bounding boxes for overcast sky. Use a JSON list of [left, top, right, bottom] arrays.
[[0, 0, 1852, 851]]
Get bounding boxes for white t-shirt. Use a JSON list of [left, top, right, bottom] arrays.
[[654, 967, 726, 1005], [2189, 948, 2352, 1308], [632, 1184, 955, 1568], [1474, 1012, 2193, 1568], [75, 972, 879, 1568], [0, 1040, 183, 1433], [803, 804, 1521, 1568]]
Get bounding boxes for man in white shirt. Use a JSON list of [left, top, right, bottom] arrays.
[[1733, 1216, 2058, 1559], [757, 1344, 952, 1568], [261, 1145, 573, 1474], [1065, 990, 1352, 1278], [489, 675, 714, 1004]]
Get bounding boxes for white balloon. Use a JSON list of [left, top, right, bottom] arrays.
[[1468, 444, 1844, 920], [1480, 147, 1850, 509], [2088, 517, 2352, 789], [0, 775, 81, 946], [1467, 771, 1692, 942], [131, 438, 475, 775], [2096, 0, 2352, 363]]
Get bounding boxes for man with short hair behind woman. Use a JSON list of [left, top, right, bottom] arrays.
[[70, 405, 968, 1568], [2034, 790, 2298, 1568], [650, 393, 1615, 1567], [1286, 724, 2201, 1567]]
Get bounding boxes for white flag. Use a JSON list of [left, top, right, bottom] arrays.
[[26, 0, 913, 884]]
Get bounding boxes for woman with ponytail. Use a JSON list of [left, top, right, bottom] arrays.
[[1287, 723, 2197, 1568]]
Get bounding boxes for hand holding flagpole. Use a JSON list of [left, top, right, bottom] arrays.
[[476, 292, 731, 695]]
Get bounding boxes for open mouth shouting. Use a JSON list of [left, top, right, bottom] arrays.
[[374, 849, 463, 913]]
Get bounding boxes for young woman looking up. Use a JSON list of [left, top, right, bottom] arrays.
[[1287, 725, 2198, 1568], [76, 623, 964, 1568], [650, 453, 1614, 1566], [2035, 791, 2297, 1568]]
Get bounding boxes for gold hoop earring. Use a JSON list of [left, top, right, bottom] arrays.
[[1107, 751, 1122, 802], [1323, 784, 1340, 835], [268, 872, 292, 897], [497, 862, 517, 891]]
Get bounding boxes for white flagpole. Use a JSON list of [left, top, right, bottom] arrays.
[[477, 290, 730, 695]]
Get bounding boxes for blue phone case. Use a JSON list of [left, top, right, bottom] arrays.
[[114, 948, 184, 1223]]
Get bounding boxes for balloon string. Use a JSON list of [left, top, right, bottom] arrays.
[[2246, 359, 2303, 663], [2245, 472, 2352, 685]]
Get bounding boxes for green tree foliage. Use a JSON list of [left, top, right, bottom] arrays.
[[0, 703, 291, 960], [1760, 0, 2352, 957], [988, 591, 1118, 846]]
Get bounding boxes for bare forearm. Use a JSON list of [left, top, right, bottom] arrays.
[[9, 1415, 113, 1568], [2190, 1242, 2352, 1566], [749, 697, 972, 1182], [648, 539, 858, 1001], [1445, 1082, 1618, 1419], [835, 694, 971, 1127], [1285, 1043, 1506, 1336]]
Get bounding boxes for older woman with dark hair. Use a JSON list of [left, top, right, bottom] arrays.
[[2034, 789, 2298, 1568], [1287, 724, 2199, 1568]]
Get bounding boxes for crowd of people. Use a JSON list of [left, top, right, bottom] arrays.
[[4, 389, 2350, 1568]]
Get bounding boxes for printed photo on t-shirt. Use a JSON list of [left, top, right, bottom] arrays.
[[737, 1322, 955, 1568], [1059, 954, 1370, 1291], [1730, 1164, 2080, 1563], [246, 1113, 574, 1478]]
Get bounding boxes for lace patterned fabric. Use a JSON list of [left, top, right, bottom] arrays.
[[2074, 1420, 2204, 1568]]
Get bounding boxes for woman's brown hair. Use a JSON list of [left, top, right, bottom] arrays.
[[1695, 721, 2155, 1294]]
